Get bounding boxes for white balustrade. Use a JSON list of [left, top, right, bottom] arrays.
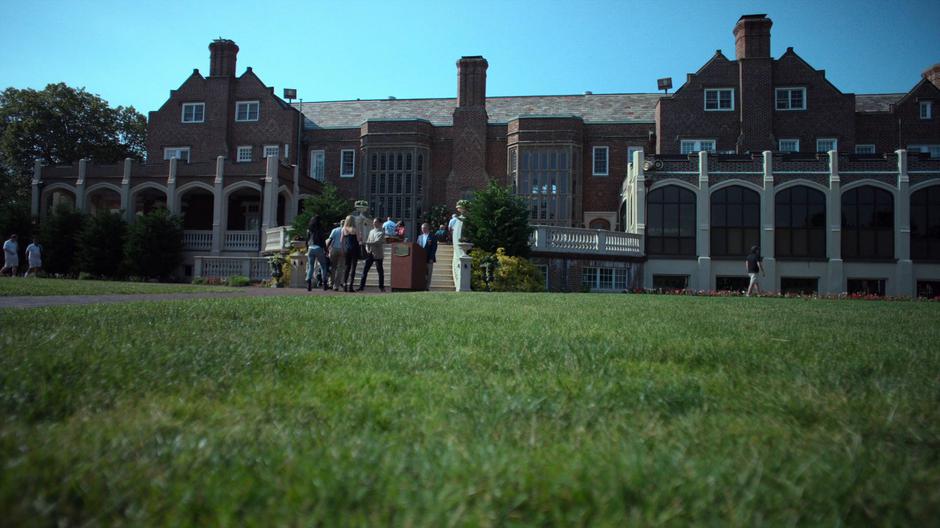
[[529, 225, 643, 257], [263, 226, 289, 253], [223, 230, 260, 251], [183, 230, 213, 251], [194, 256, 272, 281]]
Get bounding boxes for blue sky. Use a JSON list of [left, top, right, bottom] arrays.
[[1, 0, 937, 113]]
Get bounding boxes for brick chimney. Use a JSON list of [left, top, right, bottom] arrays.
[[733, 14, 772, 60], [449, 56, 490, 208], [457, 56, 488, 108], [923, 63, 940, 89], [209, 39, 239, 77]]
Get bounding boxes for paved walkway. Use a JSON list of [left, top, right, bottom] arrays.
[[0, 287, 388, 310]]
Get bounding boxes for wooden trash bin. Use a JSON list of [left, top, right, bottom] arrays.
[[391, 242, 427, 291]]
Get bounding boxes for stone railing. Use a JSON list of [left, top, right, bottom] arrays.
[[529, 225, 643, 257], [263, 226, 291, 253], [451, 218, 472, 292], [193, 256, 271, 281], [182, 230, 213, 251], [223, 230, 260, 252]]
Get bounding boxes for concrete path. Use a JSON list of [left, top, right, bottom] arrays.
[[0, 287, 389, 310]]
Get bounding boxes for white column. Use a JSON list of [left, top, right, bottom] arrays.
[[633, 150, 646, 256], [696, 151, 711, 291], [826, 150, 843, 294], [291, 164, 300, 222], [760, 151, 776, 292], [75, 158, 87, 212], [212, 156, 224, 255], [121, 158, 132, 217], [895, 149, 913, 297], [166, 158, 178, 215], [31, 159, 42, 218], [261, 155, 280, 248]]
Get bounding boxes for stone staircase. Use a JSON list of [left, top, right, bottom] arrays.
[[351, 243, 455, 291]]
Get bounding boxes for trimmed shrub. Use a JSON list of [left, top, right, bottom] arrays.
[[77, 211, 127, 278], [39, 204, 85, 276], [124, 209, 183, 280], [226, 275, 250, 287], [470, 247, 544, 292]]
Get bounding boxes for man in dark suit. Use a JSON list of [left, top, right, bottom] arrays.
[[418, 222, 437, 290]]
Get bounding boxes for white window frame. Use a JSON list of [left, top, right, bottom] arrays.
[[340, 149, 356, 178], [920, 101, 933, 120], [592, 146, 609, 176], [263, 145, 280, 159], [816, 138, 838, 153], [235, 100, 259, 122], [778, 139, 800, 153], [908, 145, 940, 159], [581, 266, 628, 291], [775, 87, 807, 111], [680, 139, 716, 155], [236, 146, 253, 163], [704, 88, 734, 111], [181, 102, 204, 123], [163, 147, 191, 162], [855, 144, 876, 154], [309, 149, 325, 181]]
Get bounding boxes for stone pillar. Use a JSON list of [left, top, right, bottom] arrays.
[[166, 158, 178, 214], [121, 158, 132, 218], [212, 156, 224, 255], [261, 155, 279, 241], [760, 151, 776, 291], [75, 159, 87, 212], [633, 150, 646, 256], [291, 164, 300, 222], [31, 159, 42, 218], [895, 149, 913, 297], [826, 150, 843, 294], [696, 151, 711, 290]]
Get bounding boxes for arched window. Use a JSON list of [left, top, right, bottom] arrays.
[[842, 186, 893, 259], [911, 185, 940, 260], [710, 186, 760, 257], [647, 185, 696, 256], [775, 186, 826, 258], [589, 218, 610, 230]]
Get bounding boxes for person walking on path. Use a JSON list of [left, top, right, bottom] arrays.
[[305, 216, 330, 291], [340, 215, 361, 292], [357, 217, 386, 292], [417, 223, 438, 291], [745, 245, 765, 297], [23, 238, 42, 278], [326, 221, 345, 291], [1, 234, 18, 277]]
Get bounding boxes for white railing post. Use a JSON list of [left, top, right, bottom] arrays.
[[193, 257, 203, 279]]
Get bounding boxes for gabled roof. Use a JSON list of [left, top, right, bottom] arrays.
[[295, 93, 663, 129], [855, 93, 905, 113]]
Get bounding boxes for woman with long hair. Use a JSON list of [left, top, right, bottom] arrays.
[[341, 215, 361, 292], [305, 215, 330, 291]]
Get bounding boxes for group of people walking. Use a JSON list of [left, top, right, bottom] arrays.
[[1, 234, 43, 278]]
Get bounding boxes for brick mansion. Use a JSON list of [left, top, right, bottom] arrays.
[[31, 14, 940, 296]]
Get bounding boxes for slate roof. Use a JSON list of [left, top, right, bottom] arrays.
[[855, 93, 905, 113], [295, 93, 663, 129]]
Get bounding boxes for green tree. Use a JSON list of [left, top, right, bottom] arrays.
[[289, 184, 353, 240], [78, 211, 127, 278], [0, 83, 146, 206], [39, 204, 85, 276], [463, 180, 533, 257], [424, 204, 451, 232], [0, 202, 33, 265], [124, 210, 183, 280]]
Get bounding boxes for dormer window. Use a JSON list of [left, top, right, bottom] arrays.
[[181, 103, 204, 123], [235, 101, 259, 122], [776, 87, 806, 110], [704, 89, 734, 111], [921, 101, 933, 120]]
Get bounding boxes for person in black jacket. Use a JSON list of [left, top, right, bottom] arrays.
[[418, 222, 438, 291], [341, 215, 361, 292], [305, 216, 330, 291]]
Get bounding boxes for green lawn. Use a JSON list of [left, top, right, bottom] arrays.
[[0, 277, 234, 296], [1, 293, 938, 525]]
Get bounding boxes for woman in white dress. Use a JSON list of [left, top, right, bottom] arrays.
[[24, 238, 42, 278]]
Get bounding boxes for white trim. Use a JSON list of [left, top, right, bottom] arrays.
[[910, 180, 940, 193], [778, 139, 800, 153], [263, 144, 280, 159], [592, 146, 609, 176], [221, 181, 263, 199], [236, 145, 252, 163], [163, 146, 191, 162], [774, 179, 830, 195], [854, 144, 876, 154], [920, 101, 933, 120], [181, 102, 205, 123], [309, 149, 325, 181], [840, 179, 897, 195], [816, 138, 838, 153], [649, 179, 701, 194], [704, 88, 734, 111], [235, 100, 259, 122], [775, 87, 807, 111], [176, 181, 216, 200], [709, 179, 764, 195], [40, 182, 78, 197], [129, 182, 169, 198], [680, 139, 716, 154], [340, 149, 356, 178], [85, 182, 123, 196]]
